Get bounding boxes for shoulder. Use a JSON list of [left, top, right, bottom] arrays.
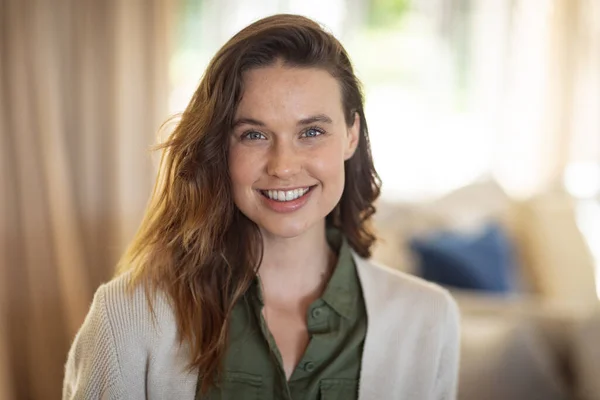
[[352, 255, 461, 398], [64, 272, 183, 398], [64, 273, 190, 399], [94, 271, 177, 346], [353, 252, 459, 327]]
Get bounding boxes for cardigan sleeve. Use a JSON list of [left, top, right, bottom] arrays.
[[62, 285, 126, 400], [434, 292, 461, 400]]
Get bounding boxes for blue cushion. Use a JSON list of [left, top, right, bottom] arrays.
[[410, 223, 517, 293]]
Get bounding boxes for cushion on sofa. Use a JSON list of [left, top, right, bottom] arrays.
[[410, 222, 518, 293]]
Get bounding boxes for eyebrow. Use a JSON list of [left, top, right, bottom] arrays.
[[232, 114, 333, 129]]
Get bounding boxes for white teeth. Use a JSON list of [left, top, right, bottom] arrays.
[[263, 187, 310, 202]]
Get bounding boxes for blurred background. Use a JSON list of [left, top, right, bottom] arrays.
[[1, 0, 599, 399]]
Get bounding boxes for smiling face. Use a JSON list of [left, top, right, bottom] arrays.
[[228, 62, 359, 240]]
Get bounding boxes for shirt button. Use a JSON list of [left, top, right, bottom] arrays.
[[311, 307, 323, 319], [304, 361, 316, 372]]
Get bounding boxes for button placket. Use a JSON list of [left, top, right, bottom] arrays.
[[311, 307, 323, 319], [304, 361, 316, 372]]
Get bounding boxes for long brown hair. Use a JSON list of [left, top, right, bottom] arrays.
[[117, 14, 381, 392]]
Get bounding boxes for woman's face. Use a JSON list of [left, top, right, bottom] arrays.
[[229, 62, 359, 240]]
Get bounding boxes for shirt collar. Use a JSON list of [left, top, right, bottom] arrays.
[[320, 227, 359, 320]]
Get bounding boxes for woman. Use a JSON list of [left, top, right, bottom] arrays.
[[63, 14, 460, 400]]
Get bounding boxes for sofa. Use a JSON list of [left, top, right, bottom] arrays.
[[371, 179, 600, 400]]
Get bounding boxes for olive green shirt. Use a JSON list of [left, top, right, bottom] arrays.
[[197, 230, 367, 400]]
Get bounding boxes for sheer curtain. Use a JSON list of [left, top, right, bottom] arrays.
[[468, 0, 600, 197], [365, 0, 600, 200], [0, 0, 174, 398]]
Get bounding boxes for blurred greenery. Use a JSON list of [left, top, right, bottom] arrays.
[[178, 0, 203, 51], [349, 27, 428, 86], [368, 0, 411, 28]]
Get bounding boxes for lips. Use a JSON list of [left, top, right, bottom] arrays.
[[260, 187, 311, 202], [257, 185, 316, 213]]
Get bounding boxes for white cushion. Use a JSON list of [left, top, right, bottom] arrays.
[[510, 190, 598, 307]]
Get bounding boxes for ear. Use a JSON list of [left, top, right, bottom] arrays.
[[344, 112, 360, 161]]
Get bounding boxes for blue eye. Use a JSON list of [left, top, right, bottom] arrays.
[[302, 127, 324, 138], [242, 131, 266, 140]]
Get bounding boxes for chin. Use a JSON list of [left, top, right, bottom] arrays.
[[258, 218, 316, 239]]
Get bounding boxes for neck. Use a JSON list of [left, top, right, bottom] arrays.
[[257, 221, 335, 303]]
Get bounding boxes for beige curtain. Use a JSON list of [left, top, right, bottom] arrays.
[[0, 0, 174, 398]]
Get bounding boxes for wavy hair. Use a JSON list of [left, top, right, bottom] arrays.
[[117, 14, 381, 392]]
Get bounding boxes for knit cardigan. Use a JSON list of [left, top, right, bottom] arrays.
[[63, 252, 460, 400]]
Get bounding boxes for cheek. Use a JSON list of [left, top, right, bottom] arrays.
[[228, 146, 260, 188], [309, 146, 346, 186]]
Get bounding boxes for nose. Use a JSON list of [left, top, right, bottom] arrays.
[[266, 140, 302, 179]]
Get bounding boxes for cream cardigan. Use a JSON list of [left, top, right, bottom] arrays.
[[63, 253, 460, 399]]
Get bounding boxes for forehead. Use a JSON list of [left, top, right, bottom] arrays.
[[235, 64, 344, 120]]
